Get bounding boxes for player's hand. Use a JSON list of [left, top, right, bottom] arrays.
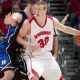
[[5, 12, 12, 24], [60, 14, 69, 24], [4, 12, 15, 24], [27, 43, 41, 52]]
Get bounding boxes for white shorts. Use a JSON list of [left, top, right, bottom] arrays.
[[24, 51, 64, 80]]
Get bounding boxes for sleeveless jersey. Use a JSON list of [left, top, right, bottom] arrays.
[[0, 25, 16, 56], [0, 10, 28, 67], [25, 15, 54, 55], [7, 10, 28, 52]]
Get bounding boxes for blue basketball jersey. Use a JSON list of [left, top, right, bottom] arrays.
[[0, 10, 28, 67], [0, 25, 16, 67]]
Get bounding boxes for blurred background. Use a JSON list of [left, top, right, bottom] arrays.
[[0, 0, 80, 80]]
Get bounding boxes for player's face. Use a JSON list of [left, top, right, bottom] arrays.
[[30, 4, 38, 15], [12, 5, 20, 12], [36, 5, 47, 17]]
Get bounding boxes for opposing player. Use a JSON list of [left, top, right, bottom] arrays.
[[16, 1, 80, 80]]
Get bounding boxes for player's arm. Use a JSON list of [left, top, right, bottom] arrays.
[[53, 17, 80, 35], [16, 19, 30, 46], [4, 12, 22, 25], [16, 20, 41, 52], [53, 29, 58, 59], [53, 15, 68, 59]]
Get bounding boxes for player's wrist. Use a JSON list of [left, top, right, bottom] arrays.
[[25, 42, 31, 48]]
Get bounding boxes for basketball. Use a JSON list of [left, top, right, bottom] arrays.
[[75, 32, 80, 46]]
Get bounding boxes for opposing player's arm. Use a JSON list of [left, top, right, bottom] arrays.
[[4, 12, 22, 25], [16, 19, 30, 47], [53, 17, 80, 35]]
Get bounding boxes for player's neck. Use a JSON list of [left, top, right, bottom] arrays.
[[34, 15, 47, 27], [35, 15, 46, 21], [24, 7, 32, 17]]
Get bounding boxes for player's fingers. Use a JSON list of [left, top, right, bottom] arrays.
[[63, 14, 69, 21], [5, 15, 7, 18], [8, 12, 11, 17], [61, 14, 69, 24], [12, 12, 14, 14], [65, 14, 69, 18], [7, 13, 9, 17], [34, 45, 41, 52]]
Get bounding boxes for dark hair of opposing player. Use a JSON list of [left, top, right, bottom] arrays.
[[26, 0, 40, 5]]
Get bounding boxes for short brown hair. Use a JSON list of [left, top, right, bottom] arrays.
[[27, 0, 40, 5], [36, 0, 47, 9]]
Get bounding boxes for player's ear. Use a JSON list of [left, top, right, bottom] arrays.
[[27, 3, 31, 9], [45, 9, 47, 13]]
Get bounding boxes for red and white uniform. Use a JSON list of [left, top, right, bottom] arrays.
[[24, 15, 63, 80]]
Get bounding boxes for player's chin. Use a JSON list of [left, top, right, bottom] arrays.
[[31, 13, 34, 15], [32, 12, 36, 15], [36, 14, 39, 17]]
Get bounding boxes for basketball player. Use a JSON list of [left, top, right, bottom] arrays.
[[3, 1, 69, 80], [16, 1, 80, 80], [1, 1, 69, 80], [0, 0, 40, 80]]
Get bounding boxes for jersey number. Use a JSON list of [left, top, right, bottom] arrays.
[[38, 36, 49, 48], [1, 60, 6, 65]]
